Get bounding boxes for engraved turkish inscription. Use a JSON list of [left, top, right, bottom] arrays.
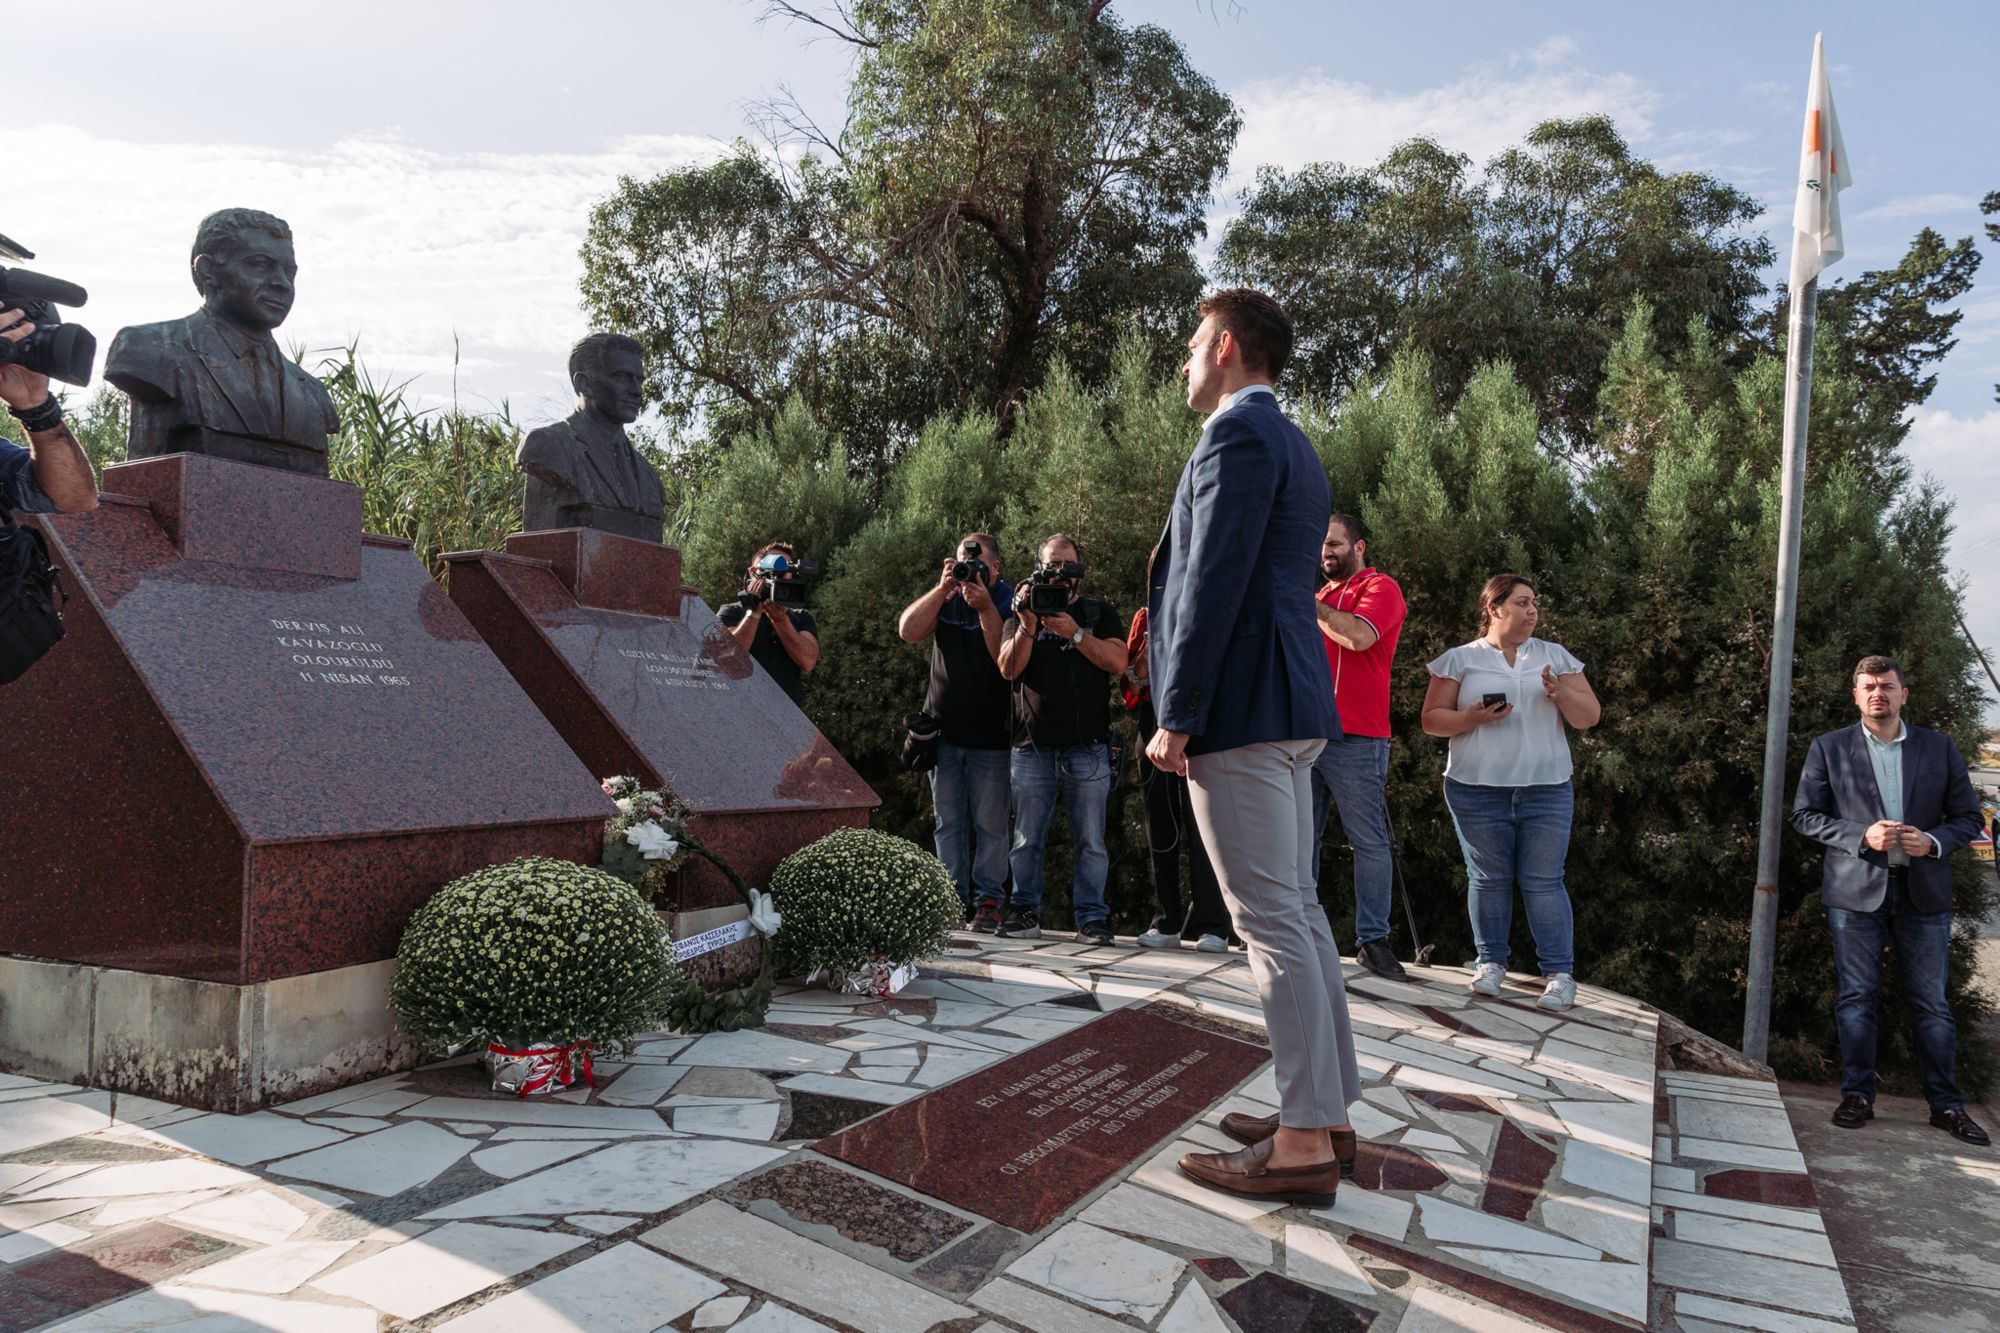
[[619, 647, 730, 690], [270, 619, 414, 687]]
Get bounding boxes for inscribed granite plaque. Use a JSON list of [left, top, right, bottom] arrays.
[[813, 1005, 1268, 1233]]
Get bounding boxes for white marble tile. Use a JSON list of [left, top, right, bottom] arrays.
[[54, 1286, 376, 1333], [1558, 1138, 1653, 1204], [0, 1220, 87, 1263], [170, 1190, 312, 1245], [1674, 1211, 1838, 1267], [672, 1029, 854, 1073], [926, 1000, 1012, 1027], [85, 1191, 223, 1227], [1006, 1220, 1184, 1321], [1078, 1183, 1274, 1267], [1090, 977, 1177, 1009], [674, 1102, 781, 1139], [1653, 1239, 1853, 1320], [1675, 1138, 1808, 1172], [1654, 1188, 1825, 1231], [1661, 1070, 1781, 1095], [971, 1276, 1152, 1333], [181, 1240, 356, 1294], [1311, 1185, 1414, 1242], [566, 1213, 636, 1235], [1390, 1064, 1525, 1102], [401, 1097, 670, 1132], [0, 1097, 114, 1155], [1549, 1099, 1654, 1158], [141, 1112, 351, 1166], [728, 1302, 837, 1331], [597, 1064, 687, 1106], [1675, 1098, 1799, 1149], [488, 1126, 669, 1140], [1673, 1291, 1858, 1332], [309, 1116, 392, 1133], [311, 1221, 584, 1318], [983, 1012, 1097, 1041], [473, 1140, 607, 1179], [426, 1138, 785, 1219], [1360, 1086, 1418, 1117], [1416, 1197, 1599, 1258], [690, 1295, 752, 1327], [1156, 1281, 1233, 1333], [1441, 1248, 1648, 1320], [643, 1199, 971, 1333], [269, 1075, 411, 1117], [1397, 1285, 1549, 1332], [13, 1159, 256, 1201], [856, 1046, 922, 1067], [1128, 1139, 1283, 1223], [322, 1088, 429, 1117], [1399, 1129, 1463, 1154], [1283, 1223, 1374, 1296], [1344, 1100, 1407, 1140], [436, 1239, 726, 1332], [448, 1123, 497, 1135], [271, 1120, 475, 1196], [910, 1048, 1005, 1087], [1540, 1194, 1649, 1263], [775, 1073, 923, 1105], [853, 1066, 914, 1084]]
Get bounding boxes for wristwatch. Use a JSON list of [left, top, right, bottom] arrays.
[[1070, 628, 1086, 648]]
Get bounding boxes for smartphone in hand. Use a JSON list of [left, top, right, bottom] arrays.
[[1482, 692, 1508, 711]]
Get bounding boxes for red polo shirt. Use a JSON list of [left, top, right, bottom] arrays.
[[1318, 568, 1405, 739]]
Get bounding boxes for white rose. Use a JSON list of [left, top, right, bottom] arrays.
[[626, 821, 678, 860], [614, 797, 634, 816]]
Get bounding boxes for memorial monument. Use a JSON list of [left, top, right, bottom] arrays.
[[444, 336, 877, 987], [106, 208, 339, 476], [0, 213, 616, 1111]]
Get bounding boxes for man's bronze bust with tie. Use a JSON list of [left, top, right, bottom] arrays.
[[105, 208, 339, 477], [515, 333, 665, 542]]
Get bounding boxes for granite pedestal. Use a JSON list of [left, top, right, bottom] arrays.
[[442, 530, 878, 987], [0, 454, 615, 1110]]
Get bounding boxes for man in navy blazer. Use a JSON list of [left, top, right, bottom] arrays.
[[1790, 654, 1987, 1145], [1148, 289, 1359, 1206]]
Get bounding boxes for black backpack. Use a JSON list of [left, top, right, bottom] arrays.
[[0, 516, 65, 684]]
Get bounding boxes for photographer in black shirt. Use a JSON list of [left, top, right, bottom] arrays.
[[995, 534, 1127, 945], [898, 533, 1014, 929], [716, 541, 819, 707]]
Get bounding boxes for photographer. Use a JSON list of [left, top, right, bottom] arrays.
[[716, 541, 819, 707], [995, 534, 1127, 945], [0, 307, 97, 514], [898, 533, 1013, 930]]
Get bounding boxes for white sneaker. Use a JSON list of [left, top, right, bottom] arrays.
[[1194, 934, 1228, 954], [1469, 963, 1505, 997], [1136, 928, 1181, 949], [1538, 973, 1577, 1011]]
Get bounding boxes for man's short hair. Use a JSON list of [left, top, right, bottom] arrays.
[[1329, 513, 1367, 545], [1198, 287, 1294, 381], [569, 332, 645, 385], [190, 208, 292, 295], [962, 532, 1000, 564], [1854, 654, 1905, 685], [752, 540, 796, 566], [1040, 532, 1084, 568]]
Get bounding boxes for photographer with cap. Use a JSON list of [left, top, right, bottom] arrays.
[[898, 533, 1015, 930], [0, 307, 98, 514], [716, 541, 819, 707], [995, 534, 1127, 945]]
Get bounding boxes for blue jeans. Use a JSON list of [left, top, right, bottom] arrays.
[[1008, 743, 1111, 926], [1443, 777, 1575, 975], [1310, 735, 1394, 946], [930, 742, 1011, 912], [1828, 880, 1961, 1110]]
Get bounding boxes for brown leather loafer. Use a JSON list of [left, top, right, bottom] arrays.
[[1219, 1113, 1357, 1178], [1178, 1137, 1339, 1206]]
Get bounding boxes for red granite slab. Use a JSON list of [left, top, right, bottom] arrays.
[[506, 528, 680, 617], [0, 460, 613, 985], [1479, 1118, 1557, 1219], [1702, 1168, 1820, 1208], [106, 453, 360, 579], [1349, 1141, 1449, 1193], [1217, 1271, 1378, 1330], [1345, 1236, 1636, 1333], [813, 1004, 1269, 1233], [0, 1222, 234, 1333]]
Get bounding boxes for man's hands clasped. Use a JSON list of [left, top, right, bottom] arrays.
[[1865, 819, 1936, 858]]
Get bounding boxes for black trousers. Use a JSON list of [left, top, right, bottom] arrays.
[[1137, 704, 1230, 939]]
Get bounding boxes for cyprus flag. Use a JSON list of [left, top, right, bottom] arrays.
[[1789, 33, 1852, 291]]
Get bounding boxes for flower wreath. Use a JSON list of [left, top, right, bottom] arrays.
[[598, 776, 777, 1033]]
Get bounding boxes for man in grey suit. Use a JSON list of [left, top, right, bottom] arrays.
[[1148, 288, 1357, 1205], [1791, 654, 1987, 1145], [106, 208, 338, 477]]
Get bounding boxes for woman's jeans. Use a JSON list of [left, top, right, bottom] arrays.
[[1443, 777, 1575, 976]]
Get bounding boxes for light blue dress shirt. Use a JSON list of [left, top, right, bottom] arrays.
[[1862, 722, 1938, 866]]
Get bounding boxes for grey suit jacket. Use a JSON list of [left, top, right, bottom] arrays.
[[1789, 722, 1981, 913]]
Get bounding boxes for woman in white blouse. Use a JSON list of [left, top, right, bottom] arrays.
[[1421, 575, 1601, 1010]]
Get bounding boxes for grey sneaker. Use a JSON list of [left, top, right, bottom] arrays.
[[995, 913, 1042, 940], [1136, 927, 1180, 949], [1075, 920, 1115, 947], [1194, 933, 1228, 953], [1469, 963, 1505, 997], [1538, 973, 1577, 1011]]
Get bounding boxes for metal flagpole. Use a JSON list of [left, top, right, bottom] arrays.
[[1744, 278, 1817, 1064]]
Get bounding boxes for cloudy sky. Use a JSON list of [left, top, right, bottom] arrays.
[[17, 0, 1998, 714]]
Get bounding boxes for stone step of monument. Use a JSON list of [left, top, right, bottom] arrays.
[[0, 936, 1859, 1331]]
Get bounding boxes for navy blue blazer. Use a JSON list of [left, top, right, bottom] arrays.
[[1147, 390, 1339, 758], [1789, 722, 1982, 913]]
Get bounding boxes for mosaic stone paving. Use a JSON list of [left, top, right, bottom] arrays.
[[0, 936, 1855, 1330]]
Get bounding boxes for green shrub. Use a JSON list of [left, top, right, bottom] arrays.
[[769, 828, 960, 977], [389, 856, 680, 1053]]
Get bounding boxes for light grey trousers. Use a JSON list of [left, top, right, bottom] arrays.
[[1187, 737, 1360, 1127]]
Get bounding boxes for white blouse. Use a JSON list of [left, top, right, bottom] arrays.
[[1427, 637, 1586, 788]]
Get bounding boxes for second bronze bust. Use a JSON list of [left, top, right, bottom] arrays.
[[516, 333, 666, 542]]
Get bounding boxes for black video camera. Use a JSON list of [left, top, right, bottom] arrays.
[[0, 235, 96, 387], [1026, 559, 1083, 616], [949, 539, 988, 585], [738, 550, 820, 611]]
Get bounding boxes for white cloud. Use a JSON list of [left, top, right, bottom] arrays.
[[13, 123, 720, 418], [1904, 406, 2000, 716], [1854, 192, 1984, 223]]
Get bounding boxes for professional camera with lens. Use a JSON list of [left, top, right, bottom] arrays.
[[949, 538, 988, 585], [738, 550, 820, 611], [1026, 559, 1084, 616], [0, 235, 96, 387]]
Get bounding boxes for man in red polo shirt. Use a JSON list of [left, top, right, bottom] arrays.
[[1311, 514, 1409, 981]]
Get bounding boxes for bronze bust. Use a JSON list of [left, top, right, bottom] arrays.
[[105, 208, 339, 476], [515, 333, 665, 541]]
